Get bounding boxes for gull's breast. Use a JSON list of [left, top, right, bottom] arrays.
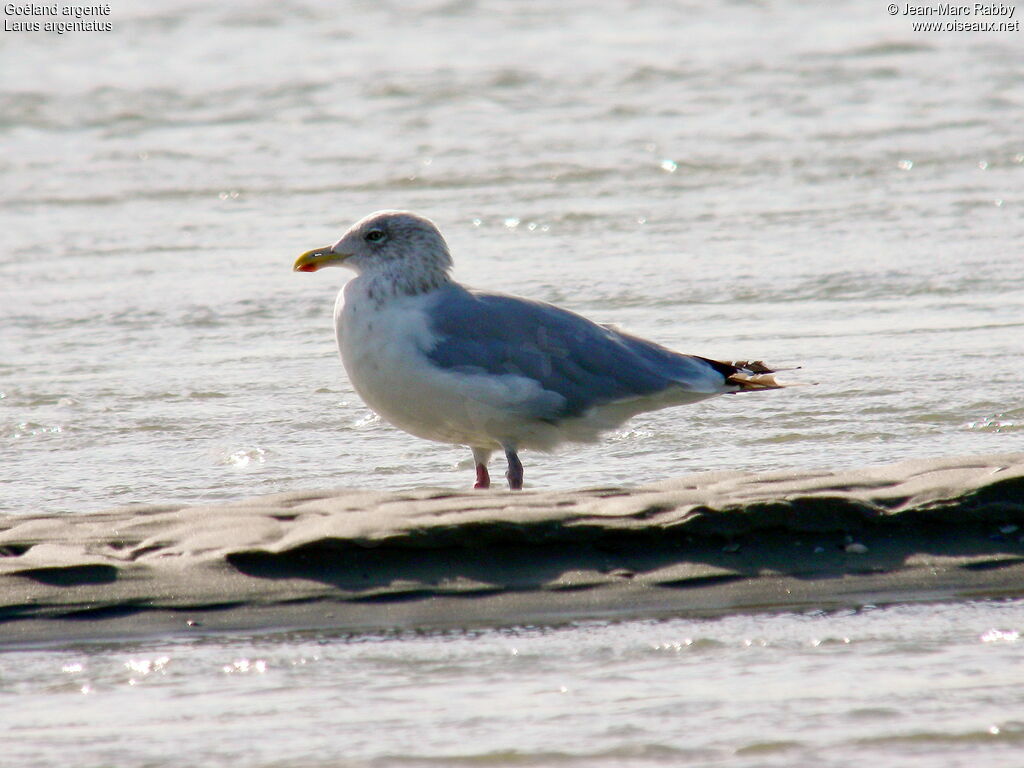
[[333, 284, 575, 449], [333, 287, 503, 446]]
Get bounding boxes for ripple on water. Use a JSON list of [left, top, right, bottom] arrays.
[[965, 414, 1020, 433], [217, 447, 270, 469]]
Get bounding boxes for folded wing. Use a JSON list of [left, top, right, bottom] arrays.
[[423, 285, 748, 421]]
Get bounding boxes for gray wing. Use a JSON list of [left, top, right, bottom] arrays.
[[423, 284, 729, 420]]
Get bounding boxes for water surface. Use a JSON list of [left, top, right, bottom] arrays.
[[5, 601, 1024, 767], [2, 0, 1021, 514]]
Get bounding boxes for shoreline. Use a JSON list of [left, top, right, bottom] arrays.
[[2, 452, 1022, 647]]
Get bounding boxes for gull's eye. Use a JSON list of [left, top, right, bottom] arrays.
[[365, 229, 386, 243]]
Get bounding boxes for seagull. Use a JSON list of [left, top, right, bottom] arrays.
[[294, 211, 789, 490]]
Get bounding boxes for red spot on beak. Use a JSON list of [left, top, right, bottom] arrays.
[[296, 263, 319, 272]]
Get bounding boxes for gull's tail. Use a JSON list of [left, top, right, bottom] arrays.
[[698, 357, 798, 392]]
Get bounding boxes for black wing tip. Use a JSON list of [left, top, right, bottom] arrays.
[[695, 356, 790, 377]]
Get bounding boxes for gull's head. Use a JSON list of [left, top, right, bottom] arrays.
[[293, 211, 453, 289]]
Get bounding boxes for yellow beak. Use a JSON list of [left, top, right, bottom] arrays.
[[293, 246, 348, 272]]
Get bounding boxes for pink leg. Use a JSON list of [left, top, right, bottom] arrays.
[[474, 463, 490, 489], [504, 448, 523, 490]]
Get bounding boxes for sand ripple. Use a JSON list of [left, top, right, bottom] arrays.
[[2, 452, 1022, 644]]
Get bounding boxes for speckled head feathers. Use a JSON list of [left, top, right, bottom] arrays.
[[335, 210, 453, 279], [294, 210, 455, 297]]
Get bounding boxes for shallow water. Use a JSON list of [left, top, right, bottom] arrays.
[[2, 1, 1023, 764], [4, 601, 1024, 768], [2, 0, 1021, 514]]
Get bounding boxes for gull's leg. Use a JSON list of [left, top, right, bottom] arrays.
[[472, 447, 492, 490], [503, 446, 523, 491]]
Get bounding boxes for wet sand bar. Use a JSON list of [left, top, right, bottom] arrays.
[[2, 453, 1022, 646]]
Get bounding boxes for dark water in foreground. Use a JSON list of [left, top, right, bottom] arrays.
[[4, 601, 1024, 768]]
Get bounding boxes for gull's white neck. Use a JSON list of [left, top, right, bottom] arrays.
[[354, 261, 453, 306]]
